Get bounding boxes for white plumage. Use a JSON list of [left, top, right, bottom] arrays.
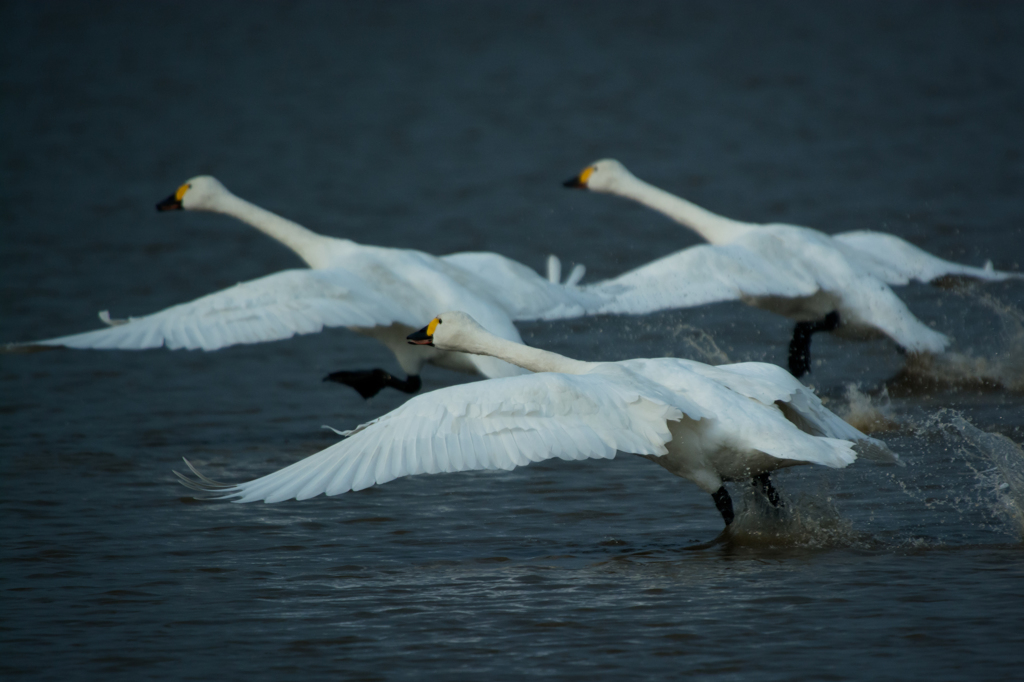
[[566, 159, 1021, 375], [7, 176, 596, 391], [178, 311, 894, 527]]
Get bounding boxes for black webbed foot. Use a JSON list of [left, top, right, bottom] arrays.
[[752, 472, 784, 508], [712, 486, 734, 526], [323, 369, 422, 399], [787, 310, 841, 377]]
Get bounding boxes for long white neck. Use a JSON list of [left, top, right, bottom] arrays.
[[449, 328, 592, 376], [210, 192, 334, 269], [611, 173, 753, 245]]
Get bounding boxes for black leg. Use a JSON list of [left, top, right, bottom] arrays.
[[323, 369, 422, 399], [752, 472, 784, 508], [788, 322, 816, 377], [711, 486, 734, 526], [787, 310, 841, 377]]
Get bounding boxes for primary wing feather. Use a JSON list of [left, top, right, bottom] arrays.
[[14, 269, 420, 352], [187, 371, 694, 503], [834, 231, 1023, 285]]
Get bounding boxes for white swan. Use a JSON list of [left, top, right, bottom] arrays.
[[565, 159, 1022, 377], [6, 176, 594, 398], [177, 311, 894, 528]]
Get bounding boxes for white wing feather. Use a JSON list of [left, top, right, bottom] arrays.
[[834, 230, 1023, 285], [751, 227, 950, 353], [579, 242, 819, 315], [829, 269, 949, 353], [17, 269, 420, 352], [571, 225, 978, 354], [441, 251, 601, 321], [178, 357, 892, 504], [619, 358, 890, 468], [193, 371, 699, 503], [683, 360, 893, 458]]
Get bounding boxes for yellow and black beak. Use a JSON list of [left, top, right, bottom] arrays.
[[156, 183, 190, 212], [407, 317, 440, 346], [155, 194, 183, 211], [562, 166, 594, 189]]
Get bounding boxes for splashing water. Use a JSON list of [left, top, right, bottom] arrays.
[[719, 484, 865, 549], [664, 323, 732, 365], [943, 414, 1024, 538], [890, 408, 1024, 542], [722, 405, 1024, 550], [891, 291, 1024, 394], [825, 384, 901, 435]]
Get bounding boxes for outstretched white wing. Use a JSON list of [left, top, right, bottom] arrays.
[[578, 242, 820, 315], [756, 226, 951, 354], [830, 268, 949, 353], [178, 371, 704, 503], [12, 269, 421, 352], [440, 251, 600, 321], [834, 230, 1023, 285]]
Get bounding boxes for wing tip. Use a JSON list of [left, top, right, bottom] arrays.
[[853, 437, 902, 466], [173, 457, 242, 499], [1, 341, 64, 354]]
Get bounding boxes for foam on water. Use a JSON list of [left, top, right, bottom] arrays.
[[890, 291, 1024, 394]]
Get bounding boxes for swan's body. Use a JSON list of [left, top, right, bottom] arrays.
[[8, 176, 594, 396], [566, 159, 1022, 376], [178, 311, 893, 527]]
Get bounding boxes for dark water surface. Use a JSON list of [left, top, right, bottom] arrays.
[[3, 2, 1024, 680]]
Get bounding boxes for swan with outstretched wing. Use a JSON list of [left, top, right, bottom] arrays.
[[178, 311, 895, 531], [565, 159, 1021, 377], [6, 176, 597, 398]]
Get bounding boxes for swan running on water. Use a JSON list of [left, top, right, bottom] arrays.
[[177, 311, 895, 528], [5, 176, 594, 398], [565, 159, 1022, 377]]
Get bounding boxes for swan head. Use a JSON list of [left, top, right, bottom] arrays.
[[406, 311, 487, 351], [156, 176, 232, 212], [563, 159, 636, 194]]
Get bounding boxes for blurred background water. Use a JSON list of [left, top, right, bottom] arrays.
[[2, 1, 1023, 680]]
